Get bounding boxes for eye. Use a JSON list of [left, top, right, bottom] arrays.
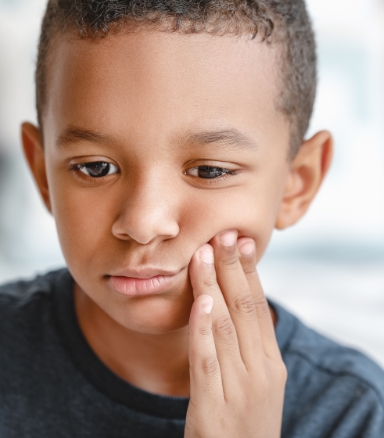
[[186, 165, 234, 179], [75, 162, 119, 178]]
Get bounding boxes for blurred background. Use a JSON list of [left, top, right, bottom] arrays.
[[0, 0, 383, 365]]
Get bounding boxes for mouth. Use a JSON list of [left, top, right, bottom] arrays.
[[106, 268, 184, 297]]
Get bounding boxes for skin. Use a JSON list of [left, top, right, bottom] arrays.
[[21, 29, 332, 435]]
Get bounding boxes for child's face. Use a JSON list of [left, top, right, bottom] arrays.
[[24, 31, 329, 334]]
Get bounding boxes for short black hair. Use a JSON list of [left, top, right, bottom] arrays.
[[36, 0, 317, 157]]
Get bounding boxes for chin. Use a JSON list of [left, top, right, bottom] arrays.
[[112, 293, 194, 335]]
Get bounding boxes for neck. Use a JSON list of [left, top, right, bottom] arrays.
[[74, 284, 190, 397], [74, 284, 278, 398]]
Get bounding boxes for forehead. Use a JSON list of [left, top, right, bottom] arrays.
[[44, 30, 288, 150]]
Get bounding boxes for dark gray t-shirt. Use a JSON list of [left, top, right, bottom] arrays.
[[0, 269, 383, 437]]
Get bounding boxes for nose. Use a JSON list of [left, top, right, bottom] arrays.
[[111, 174, 180, 245]]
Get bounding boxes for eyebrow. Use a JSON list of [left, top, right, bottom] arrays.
[[56, 126, 257, 152], [56, 126, 116, 148], [181, 128, 258, 151]]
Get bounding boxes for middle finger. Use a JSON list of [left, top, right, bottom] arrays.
[[211, 230, 263, 368]]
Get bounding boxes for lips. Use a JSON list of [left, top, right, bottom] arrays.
[[109, 267, 180, 279], [107, 268, 182, 297]]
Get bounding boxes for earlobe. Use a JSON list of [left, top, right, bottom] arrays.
[[21, 122, 52, 213], [275, 130, 333, 230]]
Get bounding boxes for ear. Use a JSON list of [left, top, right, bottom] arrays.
[[275, 130, 333, 230], [21, 122, 52, 213]]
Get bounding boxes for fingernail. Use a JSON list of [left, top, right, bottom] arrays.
[[239, 241, 255, 256], [199, 247, 214, 264], [219, 230, 237, 247], [201, 295, 214, 314]]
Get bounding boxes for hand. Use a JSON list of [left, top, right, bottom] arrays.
[[185, 230, 287, 438]]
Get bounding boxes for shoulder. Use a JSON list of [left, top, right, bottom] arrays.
[[0, 268, 69, 339], [0, 268, 67, 307], [272, 301, 384, 437], [287, 311, 384, 403]]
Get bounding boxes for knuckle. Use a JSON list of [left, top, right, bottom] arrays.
[[221, 252, 239, 269], [233, 292, 256, 315], [202, 274, 217, 290], [186, 397, 199, 413], [198, 324, 212, 337], [213, 315, 236, 340], [257, 374, 272, 393], [201, 354, 219, 375], [243, 263, 257, 275], [254, 297, 270, 318], [266, 359, 288, 386], [277, 362, 288, 383]]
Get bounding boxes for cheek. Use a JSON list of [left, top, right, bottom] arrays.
[[48, 176, 117, 270], [181, 185, 278, 259]]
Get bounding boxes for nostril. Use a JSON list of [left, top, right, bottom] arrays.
[[111, 213, 180, 245]]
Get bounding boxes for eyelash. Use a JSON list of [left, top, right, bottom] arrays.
[[69, 162, 238, 185], [70, 161, 119, 183], [185, 165, 238, 184]]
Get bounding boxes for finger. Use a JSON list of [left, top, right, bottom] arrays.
[[238, 237, 282, 359], [188, 294, 224, 401], [212, 231, 263, 368], [189, 245, 243, 379]]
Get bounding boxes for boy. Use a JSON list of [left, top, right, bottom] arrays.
[[0, 0, 383, 436]]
